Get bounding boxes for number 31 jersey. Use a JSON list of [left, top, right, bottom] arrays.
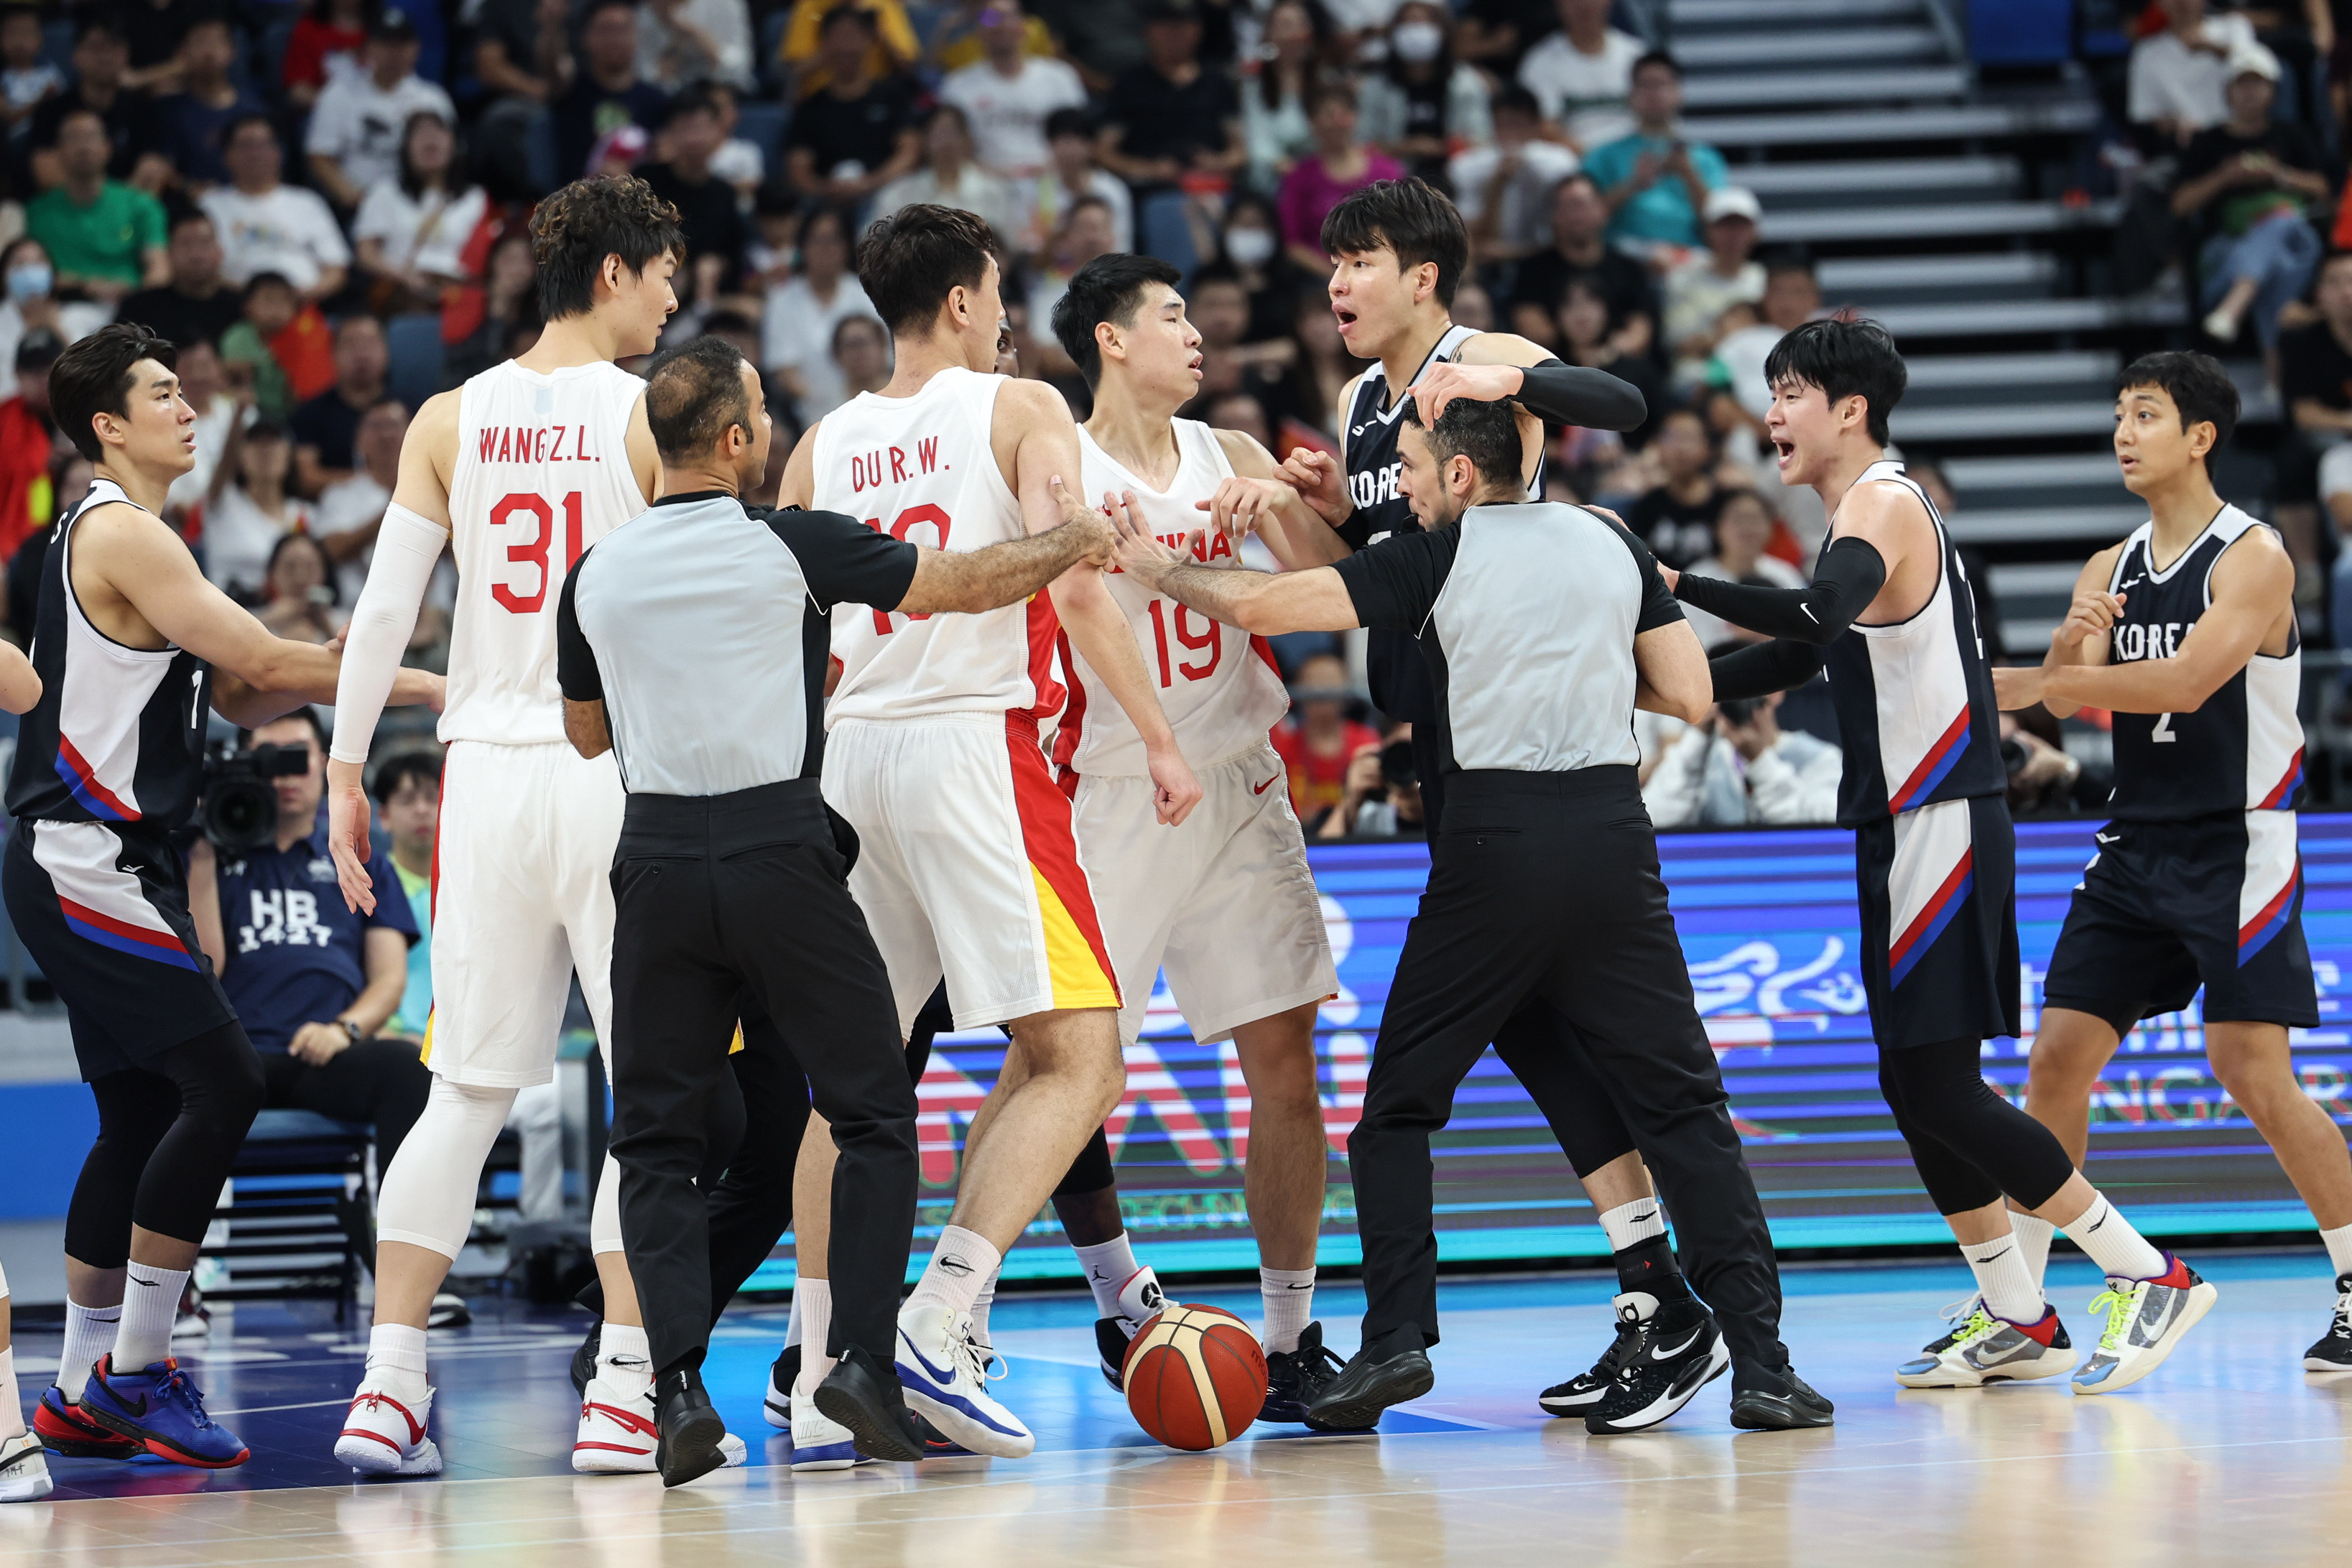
[[442, 359, 650, 746], [816, 366, 1064, 725]]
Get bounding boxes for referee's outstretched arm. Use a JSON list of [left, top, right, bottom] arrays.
[[1106, 499, 1363, 636]]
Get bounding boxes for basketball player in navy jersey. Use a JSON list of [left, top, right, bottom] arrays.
[[1996, 351, 2352, 1376], [1653, 318, 2215, 1395]]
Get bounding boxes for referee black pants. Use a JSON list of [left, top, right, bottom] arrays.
[[1351, 766, 1787, 1372], [607, 779, 919, 1380]]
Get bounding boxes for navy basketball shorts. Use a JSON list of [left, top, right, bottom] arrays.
[[1, 820, 236, 1080], [1853, 793, 2023, 1050], [2042, 811, 2319, 1036]]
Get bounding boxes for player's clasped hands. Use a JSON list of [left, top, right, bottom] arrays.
[[1277, 447, 1350, 525]]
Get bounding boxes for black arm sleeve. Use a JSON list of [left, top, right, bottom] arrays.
[[1710, 639, 1826, 701], [554, 552, 601, 702], [1511, 358, 1647, 432], [1330, 528, 1457, 632], [761, 506, 920, 611], [1672, 534, 1889, 646]]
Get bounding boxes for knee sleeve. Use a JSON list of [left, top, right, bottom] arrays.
[[65, 1070, 180, 1267], [1054, 1125, 1116, 1197], [1881, 1042, 2071, 1213], [591, 1151, 624, 1255], [376, 1077, 517, 1259]]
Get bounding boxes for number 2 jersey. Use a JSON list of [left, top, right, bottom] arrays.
[[442, 359, 650, 746], [2102, 503, 2302, 820], [814, 366, 1064, 724], [1056, 420, 1287, 779]]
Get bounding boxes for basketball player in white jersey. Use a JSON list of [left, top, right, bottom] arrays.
[[322, 176, 728, 1475], [774, 204, 1198, 1458], [1045, 253, 1345, 1418]]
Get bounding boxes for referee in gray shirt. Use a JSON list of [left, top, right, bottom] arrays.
[[555, 337, 1116, 1484], [1108, 391, 1832, 1439]]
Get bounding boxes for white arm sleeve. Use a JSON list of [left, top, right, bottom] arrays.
[[329, 503, 447, 766]]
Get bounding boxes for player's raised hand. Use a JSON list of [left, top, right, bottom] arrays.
[[1147, 740, 1203, 827], [325, 760, 378, 915], [2054, 589, 2126, 649], [1197, 475, 1293, 542], [1277, 448, 1350, 526], [1406, 361, 1525, 425]]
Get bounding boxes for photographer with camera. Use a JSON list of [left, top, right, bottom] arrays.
[[185, 708, 430, 1176], [1316, 725, 1428, 838], [1642, 689, 1841, 829]]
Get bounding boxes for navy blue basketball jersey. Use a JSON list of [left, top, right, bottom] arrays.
[[2103, 504, 2302, 820], [1820, 460, 2007, 825], [5, 479, 211, 830]]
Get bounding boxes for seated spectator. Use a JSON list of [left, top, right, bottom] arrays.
[[164, 338, 242, 524], [28, 15, 168, 195], [1, 10, 64, 144], [1676, 486, 1805, 646], [932, 0, 1061, 74], [1029, 107, 1132, 255], [831, 314, 894, 402], [1583, 52, 1725, 251], [1027, 194, 1122, 375], [1458, 0, 1564, 79], [1517, 0, 1641, 153], [0, 238, 107, 401], [203, 116, 353, 302], [552, 0, 673, 185], [642, 84, 753, 302], [762, 205, 876, 420], [1271, 651, 1379, 820], [353, 112, 489, 315], [1358, 2, 1492, 186], [154, 15, 267, 190], [314, 398, 418, 613], [783, 5, 921, 209], [370, 751, 444, 1042], [2129, 0, 2257, 150], [1624, 407, 1722, 568], [1555, 277, 1662, 445], [1664, 186, 1764, 384], [202, 418, 312, 600], [307, 10, 455, 215], [2281, 250, 2352, 557], [874, 104, 1027, 249], [473, 0, 568, 108], [1219, 190, 1307, 343], [1278, 85, 1405, 273], [221, 272, 336, 418], [1642, 691, 1841, 827], [448, 233, 545, 383], [291, 317, 390, 498], [1029, 0, 1150, 93], [282, 0, 370, 112], [703, 81, 768, 200], [254, 531, 343, 641], [1100, 0, 1245, 274], [2174, 44, 2330, 351], [1182, 266, 1300, 422], [1510, 171, 1657, 358], [0, 329, 58, 567], [940, 0, 1086, 179], [1453, 85, 1579, 264], [121, 213, 245, 357], [26, 108, 168, 305], [1238, 0, 1328, 191], [1710, 249, 1826, 555], [779, 0, 920, 88], [185, 711, 430, 1177], [638, 0, 757, 91], [1290, 282, 1357, 435], [1205, 386, 1275, 447], [1320, 728, 1425, 838]]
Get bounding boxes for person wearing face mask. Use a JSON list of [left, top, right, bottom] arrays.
[[0, 238, 108, 403], [1220, 191, 1306, 345], [1356, 3, 1491, 187]]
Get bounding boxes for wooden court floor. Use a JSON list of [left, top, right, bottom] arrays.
[[4, 1252, 2349, 1567]]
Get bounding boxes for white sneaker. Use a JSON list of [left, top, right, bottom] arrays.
[[334, 1378, 443, 1476], [574, 1377, 748, 1474], [2072, 1254, 2218, 1396], [790, 1399, 864, 1472], [0, 1431, 54, 1503], [894, 1302, 1033, 1459]]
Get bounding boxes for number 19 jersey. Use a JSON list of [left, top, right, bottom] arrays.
[[443, 359, 650, 746], [815, 367, 1064, 725]]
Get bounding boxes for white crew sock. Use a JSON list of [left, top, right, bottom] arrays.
[[1073, 1233, 1139, 1317], [365, 1322, 430, 1402], [792, 1277, 835, 1398], [905, 1226, 1002, 1319], [2061, 1194, 2167, 1283], [1961, 1233, 2045, 1324], [56, 1300, 120, 1404], [0, 1347, 23, 1440], [113, 1261, 189, 1372], [783, 1290, 804, 1350], [969, 1267, 1001, 1350], [1597, 1198, 1667, 1253], [1260, 1267, 1315, 1355], [2322, 1222, 2352, 1279], [2009, 1212, 2057, 1289], [598, 1322, 651, 1397]]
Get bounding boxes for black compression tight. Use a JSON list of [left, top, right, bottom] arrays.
[[64, 1021, 267, 1266], [1878, 1038, 2076, 1217]]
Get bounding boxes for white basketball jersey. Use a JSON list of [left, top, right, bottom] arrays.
[[1057, 421, 1287, 778], [815, 366, 1061, 725], [441, 360, 649, 746]]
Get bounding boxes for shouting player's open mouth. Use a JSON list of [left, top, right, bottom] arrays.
[[1773, 438, 1796, 468]]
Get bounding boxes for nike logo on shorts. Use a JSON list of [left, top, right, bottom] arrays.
[[1254, 776, 1279, 795]]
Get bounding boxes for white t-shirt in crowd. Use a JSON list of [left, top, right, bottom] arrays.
[[1029, 169, 1133, 255], [2127, 14, 2258, 131], [636, 0, 755, 89], [313, 470, 389, 606], [200, 487, 312, 602], [1319, 0, 1403, 30], [940, 56, 1086, 177], [351, 180, 489, 279], [1518, 27, 1644, 150], [200, 183, 353, 289], [761, 274, 879, 420], [0, 297, 107, 400], [305, 71, 458, 194], [167, 394, 249, 519], [1449, 139, 1580, 254]]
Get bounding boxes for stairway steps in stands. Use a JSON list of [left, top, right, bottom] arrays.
[[1671, 0, 1927, 24], [1681, 66, 1972, 110], [1818, 252, 2059, 302], [1685, 101, 2098, 150], [1867, 292, 2185, 338], [1762, 198, 2119, 244], [1737, 156, 2019, 203], [1675, 27, 1948, 69]]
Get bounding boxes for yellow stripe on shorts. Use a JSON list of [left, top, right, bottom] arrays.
[[1030, 865, 1121, 1011]]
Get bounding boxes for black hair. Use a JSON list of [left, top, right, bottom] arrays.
[[1759, 244, 1817, 279], [73, 12, 126, 45], [671, 81, 726, 122], [50, 321, 177, 464], [1318, 177, 1467, 308], [264, 530, 336, 604], [529, 174, 686, 322], [831, 313, 886, 358], [1043, 106, 1093, 142], [643, 335, 754, 465], [242, 269, 295, 302], [703, 307, 759, 338], [240, 702, 330, 753], [1762, 315, 1907, 446], [1051, 252, 1183, 389], [370, 749, 444, 806], [2116, 350, 2239, 455], [856, 203, 997, 335], [167, 208, 217, 238], [397, 109, 472, 203], [223, 112, 277, 150], [1491, 84, 1540, 120], [1399, 392, 1520, 498], [819, 1, 877, 36], [1631, 49, 1681, 80]]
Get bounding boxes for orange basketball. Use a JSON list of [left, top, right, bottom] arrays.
[[1122, 1304, 1268, 1451]]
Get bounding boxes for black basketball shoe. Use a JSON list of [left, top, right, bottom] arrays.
[[812, 1344, 926, 1463], [764, 1342, 801, 1428], [570, 1320, 601, 1398], [1264, 1322, 1346, 1424], [1302, 1325, 1432, 1432], [2305, 1272, 2352, 1374], [1729, 1363, 1835, 1430], [1538, 1310, 1647, 1418], [1583, 1294, 1728, 1435], [652, 1367, 727, 1489]]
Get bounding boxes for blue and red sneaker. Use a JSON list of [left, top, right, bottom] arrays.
[[79, 1355, 250, 1468], [33, 1383, 141, 1458]]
